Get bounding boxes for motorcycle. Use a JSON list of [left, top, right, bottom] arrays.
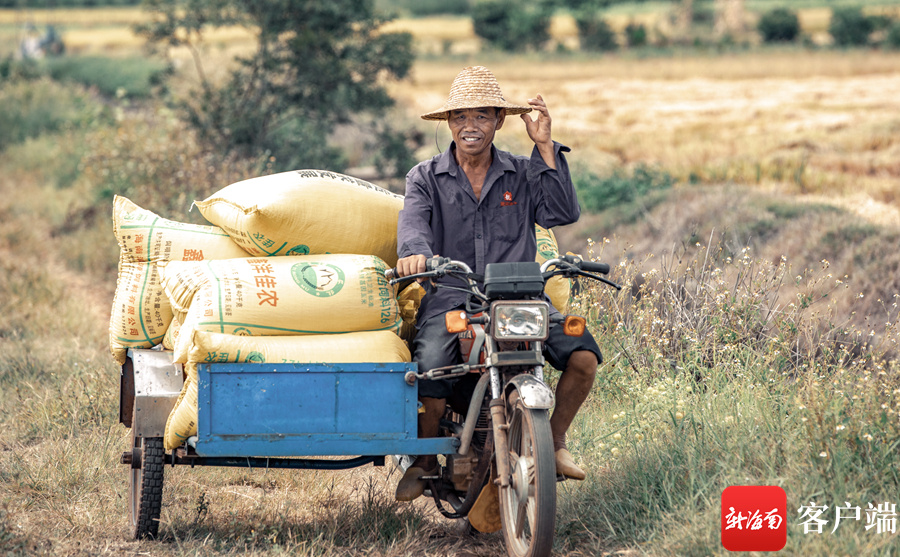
[[387, 254, 620, 557]]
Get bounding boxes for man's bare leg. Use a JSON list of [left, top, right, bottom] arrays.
[[550, 350, 597, 479], [396, 396, 445, 500]]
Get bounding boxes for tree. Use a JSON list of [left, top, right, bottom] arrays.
[[471, 0, 552, 52], [829, 7, 874, 47], [758, 7, 799, 43], [136, 0, 417, 174]]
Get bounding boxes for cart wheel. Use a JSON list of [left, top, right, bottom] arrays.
[[128, 422, 165, 539]]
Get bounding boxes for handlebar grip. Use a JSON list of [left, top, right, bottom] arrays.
[[425, 256, 451, 272], [385, 267, 397, 281], [580, 261, 610, 274]]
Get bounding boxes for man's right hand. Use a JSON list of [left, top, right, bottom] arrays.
[[396, 254, 427, 282]]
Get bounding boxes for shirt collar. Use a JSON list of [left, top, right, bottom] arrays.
[[436, 142, 517, 176]]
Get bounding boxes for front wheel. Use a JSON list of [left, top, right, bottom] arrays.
[[498, 398, 556, 557]]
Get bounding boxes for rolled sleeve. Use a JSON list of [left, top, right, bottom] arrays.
[[528, 141, 581, 228]]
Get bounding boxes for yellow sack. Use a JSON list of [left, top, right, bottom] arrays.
[[164, 363, 198, 451], [396, 281, 425, 344], [160, 254, 402, 363], [188, 329, 411, 364], [535, 225, 571, 313], [162, 311, 182, 351], [193, 170, 404, 267], [109, 196, 249, 364]]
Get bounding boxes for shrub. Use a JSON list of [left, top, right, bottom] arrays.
[[0, 78, 109, 151], [887, 21, 900, 50], [42, 56, 170, 99], [829, 7, 875, 47], [758, 7, 800, 43], [574, 165, 674, 213], [471, 0, 551, 52], [407, 0, 470, 17], [625, 22, 647, 47], [575, 10, 618, 52]]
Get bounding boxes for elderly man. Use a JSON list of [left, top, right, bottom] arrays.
[[394, 66, 602, 501]]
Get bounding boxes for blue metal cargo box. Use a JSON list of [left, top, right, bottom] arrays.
[[195, 362, 458, 457]]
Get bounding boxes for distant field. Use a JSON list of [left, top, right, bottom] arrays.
[[6, 3, 900, 56], [398, 50, 900, 214]]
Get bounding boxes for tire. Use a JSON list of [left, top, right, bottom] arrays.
[[128, 421, 165, 539], [498, 399, 556, 557]]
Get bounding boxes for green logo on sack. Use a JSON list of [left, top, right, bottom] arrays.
[[536, 239, 557, 259], [286, 244, 310, 255], [291, 262, 345, 297], [245, 351, 265, 363]]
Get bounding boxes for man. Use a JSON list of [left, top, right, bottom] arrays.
[[394, 66, 602, 501]]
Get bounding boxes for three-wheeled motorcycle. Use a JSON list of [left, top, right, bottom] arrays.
[[121, 254, 618, 557]]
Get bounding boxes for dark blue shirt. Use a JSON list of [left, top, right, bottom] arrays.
[[397, 141, 581, 325]]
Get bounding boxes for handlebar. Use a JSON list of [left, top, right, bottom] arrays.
[[541, 254, 621, 291], [386, 257, 471, 285]]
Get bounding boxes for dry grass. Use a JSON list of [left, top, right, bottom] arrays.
[[396, 51, 900, 206]]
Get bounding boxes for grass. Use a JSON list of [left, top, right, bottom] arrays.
[[42, 55, 170, 98], [2, 9, 900, 556], [558, 237, 900, 554]]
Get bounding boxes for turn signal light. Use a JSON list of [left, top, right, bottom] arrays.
[[562, 315, 586, 337], [445, 310, 469, 333]]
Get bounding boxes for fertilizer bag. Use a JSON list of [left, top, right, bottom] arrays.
[[194, 170, 404, 266], [535, 225, 571, 313], [188, 329, 411, 365], [160, 254, 402, 362], [109, 196, 250, 364]]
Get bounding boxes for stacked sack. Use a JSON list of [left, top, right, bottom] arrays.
[[152, 170, 411, 449], [109, 196, 251, 365]]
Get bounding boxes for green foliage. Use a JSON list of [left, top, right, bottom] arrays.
[[0, 0, 138, 5], [376, 0, 470, 17], [758, 7, 801, 43], [137, 0, 418, 174], [471, 0, 552, 52], [574, 165, 674, 212], [42, 56, 170, 98], [0, 78, 110, 152], [625, 22, 647, 47], [575, 10, 618, 51], [887, 21, 900, 49], [829, 7, 876, 46]]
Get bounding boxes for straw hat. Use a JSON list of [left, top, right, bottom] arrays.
[[420, 66, 532, 121]]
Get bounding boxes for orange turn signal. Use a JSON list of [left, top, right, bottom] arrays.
[[562, 315, 586, 337], [445, 310, 469, 334]]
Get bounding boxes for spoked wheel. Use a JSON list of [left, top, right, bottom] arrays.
[[127, 419, 165, 539], [498, 398, 556, 557]]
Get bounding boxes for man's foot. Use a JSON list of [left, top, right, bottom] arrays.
[[555, 448, 586, 481], [395, 466, 437, 501]]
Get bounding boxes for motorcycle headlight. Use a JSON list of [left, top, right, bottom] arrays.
[[491, 301, 549, 341]]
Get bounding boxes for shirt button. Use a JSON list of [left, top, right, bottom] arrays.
[[476, 234, 482, 239]]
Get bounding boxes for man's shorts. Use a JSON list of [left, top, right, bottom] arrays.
[[413, 307, 603, 399]]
